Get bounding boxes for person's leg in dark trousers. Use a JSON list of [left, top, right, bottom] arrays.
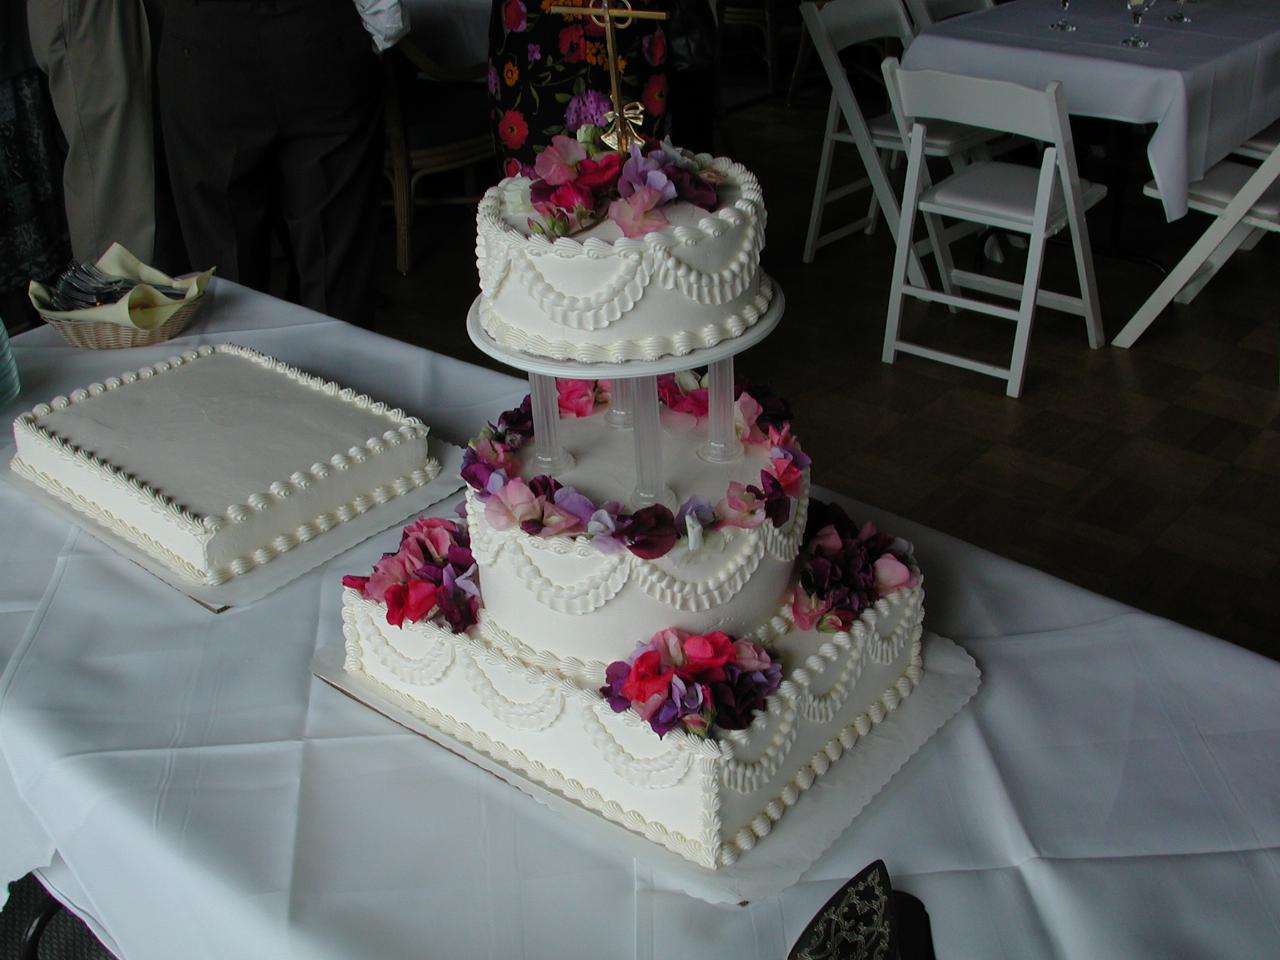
[[273, 0, 382, 328], [157, 0, 276, 289]]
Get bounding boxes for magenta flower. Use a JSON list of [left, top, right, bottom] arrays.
[[534, 135, 586, 186], [557, 378, 609, 417], [527, 42, 542, 61]]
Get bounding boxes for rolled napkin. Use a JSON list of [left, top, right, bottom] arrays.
[[28, 243, 214, 332]]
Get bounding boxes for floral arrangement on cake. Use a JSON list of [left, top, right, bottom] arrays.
[[343, 517, 481, 631], [506, 131, 723, 239], [600, 628, 782, 737], [791, 501, 917, 633], [460, 375, 807, 561]]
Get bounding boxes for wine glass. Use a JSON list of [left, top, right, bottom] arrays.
[[1122, 0, 1157, 48], [1051, 0, 1075, 32], [1167, 0, 1190, 22]]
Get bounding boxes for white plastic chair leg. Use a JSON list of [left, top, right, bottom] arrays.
[[803, 94, 841, 264]]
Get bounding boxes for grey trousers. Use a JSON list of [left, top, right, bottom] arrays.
[[27, 0, 156, 264]]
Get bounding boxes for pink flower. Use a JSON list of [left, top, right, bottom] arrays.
[[402, 516, 457, 563], [657, 373, 709, 417], [678, 631, 735, 681], [873, 554, 915, 595], [791, 587, 831, 631], [471, 436, 517, 475], [650, 627, 688, 669], [766, 456, 806, 498], [366, 550, 420, 603], [534, 135, 586, 185], [621, 649, 675, 704], [536, 497, 586, 537], [735, 392, 767, 445], [484, 477, 540, 531], [575, 152, 622, 190], [557, 378, 609, 417], [732, 639, 775, 672], [549, 180, 595, 216], [716, 481, 766, 529], [607, 185, 668, 238]]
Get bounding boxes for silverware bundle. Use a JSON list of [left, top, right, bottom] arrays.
[[47, 261, 186, 312]]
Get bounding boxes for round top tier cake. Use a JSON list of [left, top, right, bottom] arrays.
[[475, 139, 772, 364]]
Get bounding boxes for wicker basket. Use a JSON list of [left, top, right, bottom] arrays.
[[40, 296, 204, 349]]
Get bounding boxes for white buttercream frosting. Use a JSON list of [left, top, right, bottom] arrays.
[[342, 569, 926, 869], [10, 345, 439, 584], [476, 156, 772, 362]]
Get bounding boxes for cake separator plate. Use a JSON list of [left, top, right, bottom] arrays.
[[311, 631, 981, 906], [466, 279, 785, 379], [3, 438, 466, 610]]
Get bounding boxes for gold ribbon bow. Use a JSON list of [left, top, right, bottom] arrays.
[[602, 100, 646, 152]]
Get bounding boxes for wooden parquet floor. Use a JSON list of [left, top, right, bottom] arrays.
[[371, 93, 1280, 660]]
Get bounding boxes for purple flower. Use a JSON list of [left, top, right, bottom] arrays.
[[757, 472, 791, 528], [554, 486, 597, 526], [564, 89, 612, 134], [527, 42, 542, 61], [527, 474, 562, 500], [487, 64, 499, 97], [711, 661, 779, 730], [649, 675, 709, 737], [668, 166, 718, 211], [600, 660, 632, 713], [620, 504, 679, 560], [587, 502, 627, 553], [618, 146, 677, 204], [496, 396, 534, 444], [675, 495, 716, 532]]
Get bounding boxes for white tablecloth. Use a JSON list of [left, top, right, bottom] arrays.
[[902, 0, 1280, 219], [2, 281, 1278, 958]]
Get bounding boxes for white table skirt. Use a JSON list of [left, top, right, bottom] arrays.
[[2, 281, 1278, 958], [902, 0, 1280, 219]]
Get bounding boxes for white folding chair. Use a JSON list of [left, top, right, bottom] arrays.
[[881, 57, 1106, 398], [899, 0, 994, 31], [799, 0, 992, 271], [1111, 146, 1280, 357], [1234, 119, 1280, 162]]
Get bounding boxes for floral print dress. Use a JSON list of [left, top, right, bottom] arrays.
[[488, 0, 670, 176]]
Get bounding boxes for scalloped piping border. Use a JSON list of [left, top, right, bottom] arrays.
[[477, 276, 775, 363], [342, 573, 927, 869], [465, 478, 806, 618], [13, 343, 432, 536], [343, 594, 724, 868]]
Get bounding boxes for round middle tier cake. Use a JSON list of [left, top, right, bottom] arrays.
[[475, 153, 772, 363], [465, 399, 808, 668]]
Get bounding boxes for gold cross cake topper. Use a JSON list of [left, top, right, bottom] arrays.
[[547, 0, 668, 152]]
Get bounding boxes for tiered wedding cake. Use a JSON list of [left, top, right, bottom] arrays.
[[341, 140, 926, 869]]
